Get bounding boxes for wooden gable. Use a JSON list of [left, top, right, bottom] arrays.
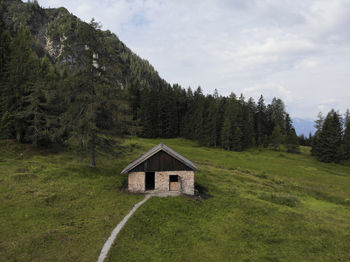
[[129, 150, 192, 172]]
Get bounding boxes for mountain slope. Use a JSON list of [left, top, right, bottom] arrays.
[[1, 0, 169, 90]]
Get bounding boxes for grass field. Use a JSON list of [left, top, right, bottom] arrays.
[[1, 138, 350, 261]]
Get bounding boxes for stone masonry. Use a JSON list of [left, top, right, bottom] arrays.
[[128, 172, 145, 192], [128, 170, 195, 195], [155, 171, 194, 195]]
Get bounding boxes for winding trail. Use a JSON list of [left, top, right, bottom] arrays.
[[97, 194, 151, 262]]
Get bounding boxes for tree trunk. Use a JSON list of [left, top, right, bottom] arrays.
[[16, 130, 22, 143], [89, 133, 96, 168], [33, 133, 38, 148]]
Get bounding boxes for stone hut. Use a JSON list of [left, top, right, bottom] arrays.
[[121, 143, 199, 195]]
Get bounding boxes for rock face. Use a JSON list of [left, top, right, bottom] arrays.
[[128, 171, 195, 195], [44, 34, 66, 59]]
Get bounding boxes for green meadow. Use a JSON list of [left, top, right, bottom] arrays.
[[1, 138, 350, 262]]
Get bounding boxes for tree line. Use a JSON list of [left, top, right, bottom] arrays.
[[298, 133, 312, 147], [132, 84, 299, 153], [311, 110, 350, 163]]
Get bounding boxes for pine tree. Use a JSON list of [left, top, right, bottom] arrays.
[[271, 125, 282, 151], [24, 59, 46, 147], [308, 133, 313, 146], [284, 114, 299, 153], [221, 95, 236, 150], [317, 110, 343, 163], [284, 114, 292, 135], [24, 56, 59, 147], [231, 126, 243, 151], [158, 86, 178, 138], [241, 97, 255, 148], [298, 134, 306, 146], [173, 84, 187, 137], [0, 29, 12, 136], [2, 25, 37, 142], [0, 29, 11, 80], [343, 109, 350, 159], [311, 112, 324, 157], [191, 87, 205, 143], [268, 97, 286, 133], [232, 95, 244, 150], [182, 87, 195, 139], [286, 128, 299, 153], [215, 96, 226, 148], [221, 114, 232, 150], [202, 95, 218, 147], [127, 79, 141, 121], [255, 95, 267, 146], [62, 19, 122, 167]]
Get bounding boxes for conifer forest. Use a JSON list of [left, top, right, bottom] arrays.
[[0, 0, 349, 165]]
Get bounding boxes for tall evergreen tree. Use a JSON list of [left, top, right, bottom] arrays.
[[0, 29, 12, 136], [61, 19, 123, 167], [271, 125, 282, 151], [311, 112, 324, 157], [139, 85, 160, 138], [255, 95, 267, 146], [284, 114, 299, 153], [241, 97, 255, 148], [286, 128, 299, 153], [173, 84, 188, 137], [268, 97, 286, 133], [231, 126, 243, 151], [215, 96, 226, 147], [0, 29, 11, 80], [284, 114, 293, 135], [202, 95, 218, 147], [343, 109, 350, 159], [221, 112, 232, 150], [316, 110, 343, 163], [2, 25, 36, 142], [158, 85, 178, 138], [24, 56, 59, 146], [192, 87, 205, 143]]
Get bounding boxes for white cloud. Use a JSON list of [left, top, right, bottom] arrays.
[[38, 0, 350, 119], [243, 83, 294, 103], [237, 36, 316, 57], [295, 58, 318, 69]]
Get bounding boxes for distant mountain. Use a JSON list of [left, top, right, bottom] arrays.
[[292, 118, 315, 136]]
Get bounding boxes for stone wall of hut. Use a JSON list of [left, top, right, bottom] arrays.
[[128, 171, 195, 195]]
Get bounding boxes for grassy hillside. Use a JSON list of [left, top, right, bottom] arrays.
[[0, 140, 144, 261], [1, 138, 350, 261]]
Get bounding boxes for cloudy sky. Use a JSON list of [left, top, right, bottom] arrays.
[[39, 0, 350, 120]]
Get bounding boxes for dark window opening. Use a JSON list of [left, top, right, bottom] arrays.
[[145, 172, 155, 190], [169, 175, 178, 182]]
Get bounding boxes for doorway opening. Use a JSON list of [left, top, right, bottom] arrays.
[[169, 175, 180, 191], [145, 172, 155, 190]]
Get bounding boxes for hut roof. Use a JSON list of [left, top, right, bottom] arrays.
[[121, 143, 199, 174]]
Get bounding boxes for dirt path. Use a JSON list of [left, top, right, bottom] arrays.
[[97, 194, 151, 262]]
